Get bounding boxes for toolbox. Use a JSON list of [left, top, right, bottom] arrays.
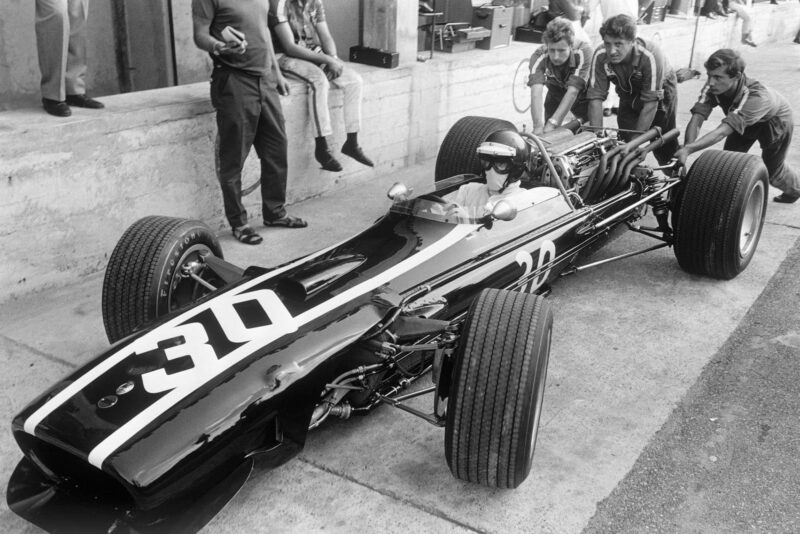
[[514, 25, 543, 44], [349, 45, 399, 68], [435, 24, 491, 53], [472, 5, 512, 50]]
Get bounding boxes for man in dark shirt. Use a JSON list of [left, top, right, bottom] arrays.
[[527, 17, 593, 134], [192, 0, 307, 246], [586, 14, 678, 164], [675, 49, 799, 203]]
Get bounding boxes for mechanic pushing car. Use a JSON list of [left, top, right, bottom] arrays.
[[527, 17, 593, 135], [674, 49, 800, 204], [586, 13, 679, 165], [445, 129, 531, 215]]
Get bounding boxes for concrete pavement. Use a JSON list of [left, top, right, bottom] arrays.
[[2, 41, 800, 533], [584, 231, 800, 533]]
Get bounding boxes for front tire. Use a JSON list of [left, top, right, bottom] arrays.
[[102, 216, 223, 343], [444, 289, 552, 489], [674, 150, 768, 279]]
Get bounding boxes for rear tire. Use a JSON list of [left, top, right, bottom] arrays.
[[435, 116, 516, 182], [444, 289, 552, 489], [102, 216, 223, 343], [674, 150, 768, 280]]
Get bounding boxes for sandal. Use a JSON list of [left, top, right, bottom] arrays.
[[264, 215, 308, 228], [232, 226, 263, 245]]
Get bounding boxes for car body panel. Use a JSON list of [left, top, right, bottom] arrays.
[[8, 129, 664, 532]]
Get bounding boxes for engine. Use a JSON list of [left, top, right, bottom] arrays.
[[525, 130, 618, 199]]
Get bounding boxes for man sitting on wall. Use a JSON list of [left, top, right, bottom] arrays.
[[269, 0, 374, 172]]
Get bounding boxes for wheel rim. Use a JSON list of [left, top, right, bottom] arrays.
[[739, 180, 765, 257], [512, 58, 531, 114], [166, 244, 214, 313]]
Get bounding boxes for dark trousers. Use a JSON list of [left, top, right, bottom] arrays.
[[696, 0, 722, 15], [724, 118, 800, 196], [545, 87, 589, 123], [210, 65, 288, 228], [617, 90, 679, 165]]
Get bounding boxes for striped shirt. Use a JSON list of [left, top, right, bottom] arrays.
[[690, 75, 793, 137], [269, 0, 326, 53], [527, 40, 594, 94], [586, 37, 675, 106]]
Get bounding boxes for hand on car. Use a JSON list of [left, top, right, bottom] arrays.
[[674, 146, 690, 167]]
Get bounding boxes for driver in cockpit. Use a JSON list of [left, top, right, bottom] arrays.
[[444, 129, 531, 217]]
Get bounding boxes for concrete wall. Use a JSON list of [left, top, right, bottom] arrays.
[[0, 0, 362, 109], [1, 43, 526, 303], [1, 3, 798, 303]]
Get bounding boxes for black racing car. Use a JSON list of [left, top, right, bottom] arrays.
[[7, 116, 768, 533]]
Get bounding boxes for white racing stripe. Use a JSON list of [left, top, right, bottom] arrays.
[[22, 234, 360, 438], [25, 223, 477, 468]]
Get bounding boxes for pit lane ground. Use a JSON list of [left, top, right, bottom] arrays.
[[1, 41, 798, 533]]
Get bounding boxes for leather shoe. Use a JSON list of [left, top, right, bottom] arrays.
[[66, 94, 105, 109], [705, 11, 717, 19], [342, 142, 374, 167], [773, 192, 799, 204], [315, 149, 343, 172], [42, 98, 71, 117]]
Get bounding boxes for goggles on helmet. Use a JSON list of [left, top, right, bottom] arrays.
[[479, 157, 513, 174]]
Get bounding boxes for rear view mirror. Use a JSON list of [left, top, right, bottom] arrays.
[[490, 200, 517, 221], [387, 182, 412, 200]]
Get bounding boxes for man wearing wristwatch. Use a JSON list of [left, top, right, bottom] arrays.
[[269, 0, 373, 172], [527, 17, 593, 135]]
